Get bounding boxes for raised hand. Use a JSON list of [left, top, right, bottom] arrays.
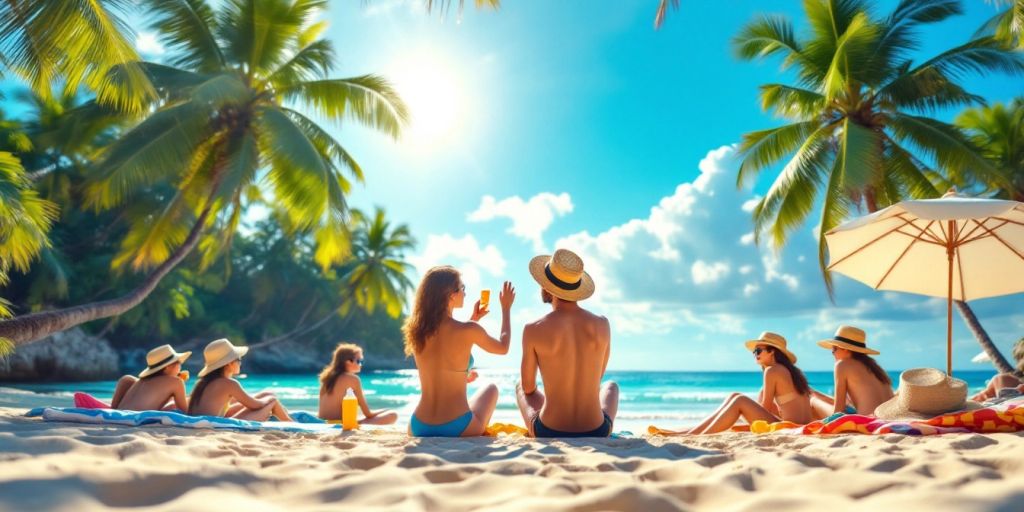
[[499, 281, 515, 311], [470, 300, 488, 322]]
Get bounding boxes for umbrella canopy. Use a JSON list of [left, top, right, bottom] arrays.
[[825, 194, 1024, 375]]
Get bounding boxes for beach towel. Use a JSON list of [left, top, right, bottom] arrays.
[[648, 402, 1024, 436], [73, 392, 111, 409], [25, 407, 345, 433]]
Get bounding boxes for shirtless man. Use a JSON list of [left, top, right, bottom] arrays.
[[811, 326, 895, 416], [111, 344, 191, 411], [515, 249, 619, 437]]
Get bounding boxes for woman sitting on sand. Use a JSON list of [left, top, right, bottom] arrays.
[[318, 342, 398, 424], [667, 332, 813, 435], [810, 326, 894, 417], [110, 345, 191, 411], [404, 266, 515, 437], [187, 338, 294, 421]]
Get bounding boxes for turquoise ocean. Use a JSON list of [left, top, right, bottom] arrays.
[[5, 369, 997, 434]]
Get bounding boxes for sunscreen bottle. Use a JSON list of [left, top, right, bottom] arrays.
[[342, 389, 359, 430]]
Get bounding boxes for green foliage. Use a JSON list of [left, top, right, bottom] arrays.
[[0, 0, 155, 114], [951, 98, 1024, 200], [733, 0, 1024, 295], [84, 0, 408, 278]]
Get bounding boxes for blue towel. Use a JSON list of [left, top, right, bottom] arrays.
[[24, 407, 342, 433]]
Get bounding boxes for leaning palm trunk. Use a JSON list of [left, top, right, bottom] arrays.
[[955, 300, 1017, 375], [0, 203, 215, 346]]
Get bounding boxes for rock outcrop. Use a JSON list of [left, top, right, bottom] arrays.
[[0, 328, 120, 382]]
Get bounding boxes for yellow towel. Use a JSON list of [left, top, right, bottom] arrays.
[[485, 422, 528, 436]]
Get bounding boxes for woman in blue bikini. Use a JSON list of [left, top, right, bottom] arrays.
[[403, 266, 515, 437]]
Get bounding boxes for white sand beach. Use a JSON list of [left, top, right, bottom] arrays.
[[2, 404, 1023, 512]]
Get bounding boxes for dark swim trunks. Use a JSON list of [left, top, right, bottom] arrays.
[[532, 413, 613, 438]]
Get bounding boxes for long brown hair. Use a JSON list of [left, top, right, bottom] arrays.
[[187, 367, 227, 415], [851, 352, 892, 386], [766, 346, 810, 396], [319, 343, 362, 394], [403, 266, 461, 356]]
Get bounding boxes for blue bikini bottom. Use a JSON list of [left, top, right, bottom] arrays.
[[410, 410, 474, 437]]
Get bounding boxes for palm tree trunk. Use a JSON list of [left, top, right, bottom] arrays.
[[955, 300, 1016, 375], [0, 201, 216, 347]]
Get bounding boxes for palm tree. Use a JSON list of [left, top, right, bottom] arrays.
[[0, 0, 408, 347], [734, 0, 1024, 373], [0, 0, 153, 114], [979, 0, 1024, 49], [250, 207, 415, 349], [0, 112, 56, 322], [950, 99, 1024, 200]]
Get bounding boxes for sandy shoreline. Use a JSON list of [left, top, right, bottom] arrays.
[[2, 406, 1023, 511]]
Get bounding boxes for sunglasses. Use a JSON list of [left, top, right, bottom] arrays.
[[457, 284, 466, 293], [752, 347, 767, 356], [354, 359, 364, 365]]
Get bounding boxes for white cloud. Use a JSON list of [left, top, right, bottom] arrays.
[[408, 234, 506, 290], [135, 32, 164, 55], [468, 192, 573, 252], [691, 260, 730, 285]]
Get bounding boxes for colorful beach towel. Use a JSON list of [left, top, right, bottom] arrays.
[[25, 407, 345, 433], [648, 402, 1024, 436]]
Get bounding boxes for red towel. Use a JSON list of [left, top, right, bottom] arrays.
[[73, 392, 111, 409]]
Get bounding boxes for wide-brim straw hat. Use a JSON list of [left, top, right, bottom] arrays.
[[744, 332, 798, 364], [138, 344, 191, 378], [817, 325, 880, 355], [529, 248, 596, 302], [198, 338, 249, 377], [874, 368, 984, 421]]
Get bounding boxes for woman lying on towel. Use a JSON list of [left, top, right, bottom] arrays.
[[110, 345, 191, 411], [665, 332, 813, 435], [971, 373, 1023, 402], [810, 326, 894, 417], [188, 339, 294, 421]]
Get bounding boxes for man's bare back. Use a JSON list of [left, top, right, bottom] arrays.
[[517, 298, 618, 436]]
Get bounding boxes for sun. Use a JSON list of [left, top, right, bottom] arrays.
[[387, 51, 466, 152]]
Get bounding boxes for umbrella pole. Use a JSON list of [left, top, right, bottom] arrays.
[[946, 220, 954, 377]]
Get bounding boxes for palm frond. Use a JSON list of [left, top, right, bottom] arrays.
[[732, 14, 806, 71], [146, 0, 226, 72], [759, 84, 827, 120], [266, 39, 335, 89], [888, 113, 1008, 189], [821, 13, 879, 101], [737, 120, 822, 187], [111, 191, 195, 270], [278, 75, 409, 139], [0, 0, 155, 114], [87, 101, 211, 209], [752, 126, 834, 247], [282, 107, 364, 183]]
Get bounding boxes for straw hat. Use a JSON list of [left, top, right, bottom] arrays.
[[817, 325, 880, 355], [744, 332, 799, 364], [138, 344, 191, 378], [529, 248, 595, 302], [198, 338, 249, 377], [874, 368, 983, 420]]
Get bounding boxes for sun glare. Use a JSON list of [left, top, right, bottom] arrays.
[[388, 51, 467, 152]]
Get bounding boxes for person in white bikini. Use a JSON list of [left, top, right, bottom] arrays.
[[662, 332, 813, 435]]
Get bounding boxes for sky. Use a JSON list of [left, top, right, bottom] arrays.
[[132, 0, 1022, 372]]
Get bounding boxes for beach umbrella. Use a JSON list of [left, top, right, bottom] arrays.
[[824, 192, 1024, 376]]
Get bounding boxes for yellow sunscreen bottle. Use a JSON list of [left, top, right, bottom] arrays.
[[342, 389, 359, 430]]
